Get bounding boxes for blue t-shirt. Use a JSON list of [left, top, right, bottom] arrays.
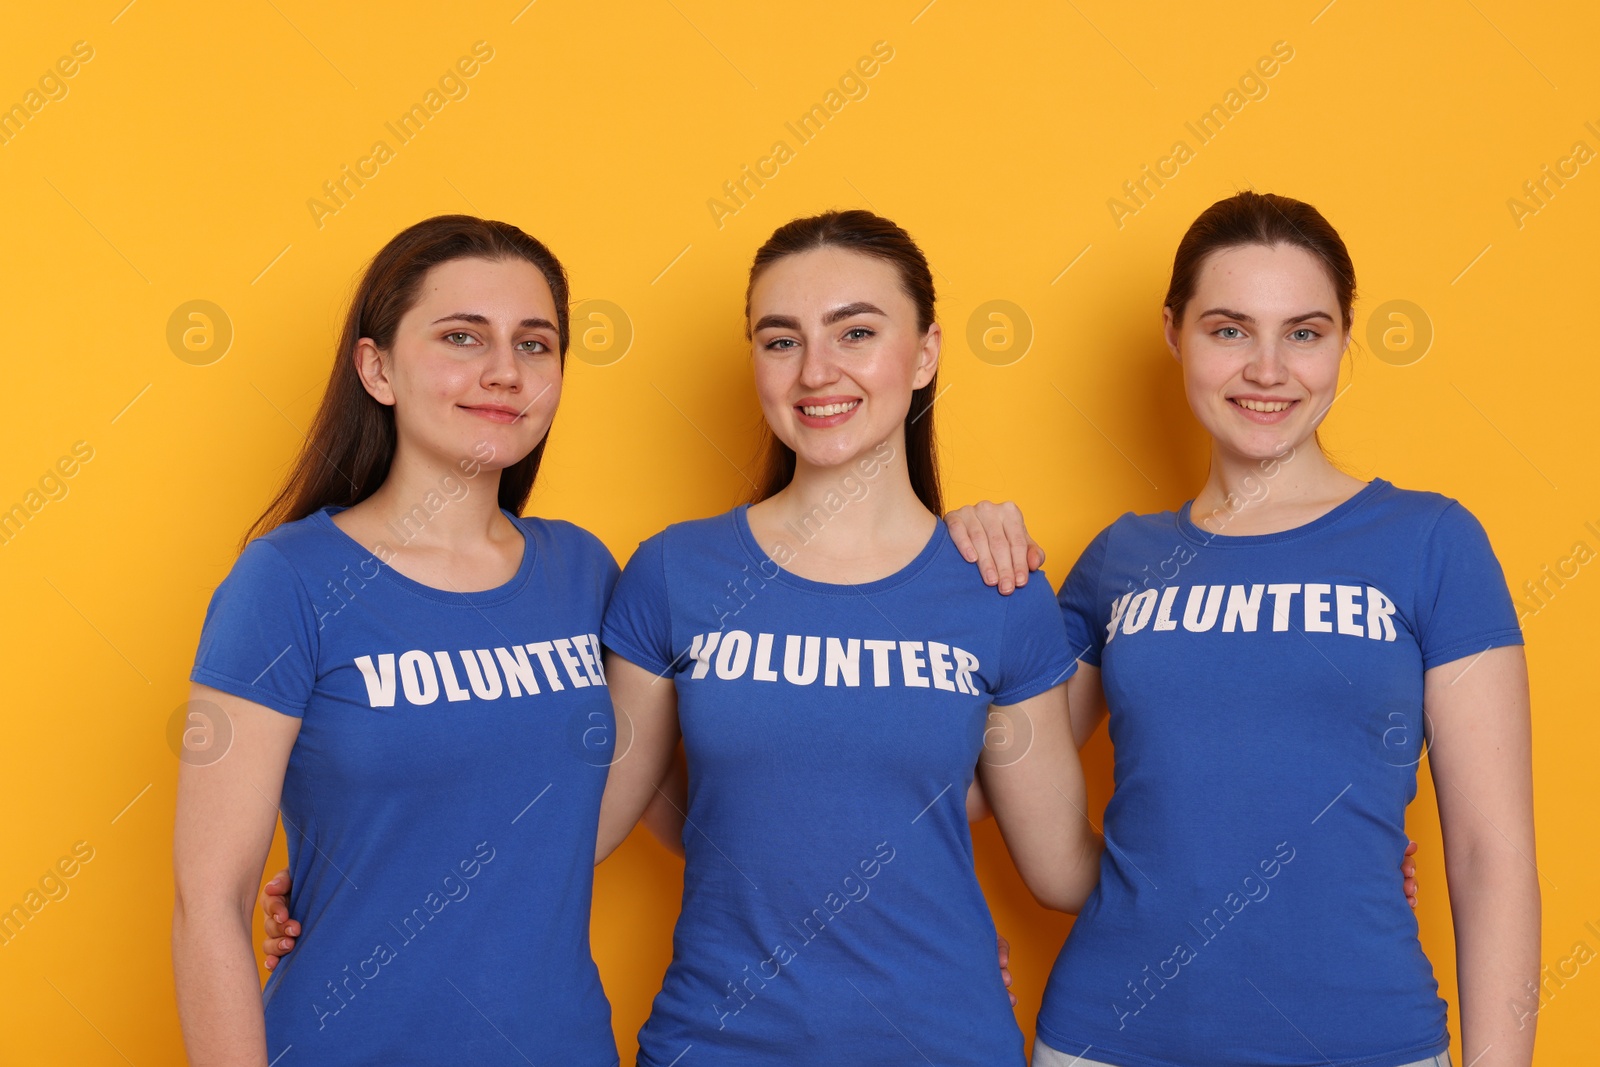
[[1036, 479, 1524, 1067], [190, 506, 621, 1066], [602, 505, 1077, 1067]]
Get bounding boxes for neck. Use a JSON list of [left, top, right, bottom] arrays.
[[1191, 438, 1356, 534], [756, 436, 932, 563], [359, 443, 512, 555]]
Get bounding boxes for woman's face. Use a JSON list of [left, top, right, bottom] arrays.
[[749, 246, 939, 475], [1163, 242, 1349, 465], [358, 256, 563, 473]]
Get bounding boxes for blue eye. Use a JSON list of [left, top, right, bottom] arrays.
[[1289, 328, 1318, 342], [1215, 326, 1243, 339], [764, 337, 799, 351], [844, 327, 874, 341]]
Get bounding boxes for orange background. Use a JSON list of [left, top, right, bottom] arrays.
[[0, 1, 1595, 1063]]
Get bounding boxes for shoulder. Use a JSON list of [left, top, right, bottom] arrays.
[[626, 510, 743, 568], [230, 511, 342, 586], [1348, 479, 1490, 541], [659, 510, 741, 548], [1087, 509, 1181, 561], [253, 508, 337, 558], [518, 515, 618, 571], [926, 530, 1061, 616], [199, 515, 332, 632]]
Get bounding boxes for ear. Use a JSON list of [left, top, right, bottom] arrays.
[[912, 322, 942, 390], [1161, 306, 1182, 362], [353, 338, 397, 406]]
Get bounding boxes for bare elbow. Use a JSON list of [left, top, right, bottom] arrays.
[[172, 866, 255, 938]]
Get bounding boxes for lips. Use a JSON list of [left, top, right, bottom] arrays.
[[461, 404, 523, 423], [1232, 398, 1292, 413], [1227, 396, 1299, 424], [800, 400, 860, 417], [794, 396, 861, 428]]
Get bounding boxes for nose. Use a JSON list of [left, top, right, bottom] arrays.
[[479, 333, 522, 390], [1243, 338, 1290, 386], [797, 339, 840, 389]]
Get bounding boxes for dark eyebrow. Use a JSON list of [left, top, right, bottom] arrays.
[[1197, 307, 1257, 324], [1196, 308, 1335, 326], [431, 312, 557, 331], [822, 301, 886, 325], [753, 302, 887, 333], [1282, 311, 1336, 326]]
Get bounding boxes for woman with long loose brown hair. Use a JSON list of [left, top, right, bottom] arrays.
[[173, 215, 631, 1066]]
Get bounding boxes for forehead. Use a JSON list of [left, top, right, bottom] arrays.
[[749, 247, 910, 317], [410, 256, 556, 314], [1191, 243, 1339, 315]]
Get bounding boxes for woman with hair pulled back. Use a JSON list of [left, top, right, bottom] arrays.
[[173, 216, 629, 1065], [949, 191, 1538, 1067], [600, 209, 1102, 1064]]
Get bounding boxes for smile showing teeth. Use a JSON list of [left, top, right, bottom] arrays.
[[800, 400, 860, 417], [1233, 398, 1292, 413]]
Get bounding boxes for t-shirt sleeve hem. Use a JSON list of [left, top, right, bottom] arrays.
[[991, 656, 1079, 706], [188, 667, 309, 718], [1422, 628, 1525, 671], [599, 631, 677, 678]]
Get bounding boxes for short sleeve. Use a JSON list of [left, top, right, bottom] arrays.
[[1056, 526, 1112, 668], [601, 532, 677, 675], [547, 517, 622, 607], [1415, 502, 1524, 670], [190, 539, 319, 717], [992, 573, 1079, 705]]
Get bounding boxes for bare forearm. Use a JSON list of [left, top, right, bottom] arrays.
[[595, 785, 652, 863], [173, 902, 270, 1066], [982, 765, 1101, 912], [596, 744, 686, 862], [640, 787, 688, 857], [1449, 856, 1541, 1067], [594, 656, 681, 864]]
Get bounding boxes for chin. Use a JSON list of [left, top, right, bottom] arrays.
[[791, 439, 871, 471], [1214, 428, 1298, 464]]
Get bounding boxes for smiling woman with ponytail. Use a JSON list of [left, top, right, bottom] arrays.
[[949, 191, 1537, 1067]]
